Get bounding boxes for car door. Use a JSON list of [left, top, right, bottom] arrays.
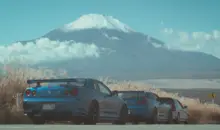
[[173, 100, 181, 118], [96, 81, 120, 118], [174, 100, 185, 121], [176, 100, 187, 120]]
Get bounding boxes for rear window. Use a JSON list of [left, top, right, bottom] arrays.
[[158, 98, 174, 105], [118, 91, 145, 99]]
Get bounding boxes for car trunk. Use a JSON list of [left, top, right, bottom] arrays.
[[25, 82, 82, 98]]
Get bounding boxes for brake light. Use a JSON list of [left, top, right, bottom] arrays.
[[137, 97, 147, 104], [25, 90, 31, 96], [32, 90, 36, 96], [64, 90, 69, 95], [171, 103, 176, 111], [71, 88, 78, 96]]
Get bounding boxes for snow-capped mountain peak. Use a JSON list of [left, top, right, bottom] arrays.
[[61, 14, 134, 33]]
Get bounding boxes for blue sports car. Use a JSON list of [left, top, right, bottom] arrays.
[[23, 78, 128, 125], [117, 91, 171, 124]]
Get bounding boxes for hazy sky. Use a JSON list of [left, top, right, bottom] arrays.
[[1, 0, 219, 44]]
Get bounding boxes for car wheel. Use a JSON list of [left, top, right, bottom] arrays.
[[31, 117, 45, 124], [84, 102, 99, 125], [113, 104, 128, 125], [167, 110, 174, 124], [175, 113, 181, 124], [184, 120, 188, 124], [132, 121, 139, 124], [150, 108, 158, 124], [71, 118, 83, 125]]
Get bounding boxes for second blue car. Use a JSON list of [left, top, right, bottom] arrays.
[[117, 91, 168, 124]]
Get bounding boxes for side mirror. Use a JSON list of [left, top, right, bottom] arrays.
[[111, 90, 118, 96], [183, 105, 188, 109]]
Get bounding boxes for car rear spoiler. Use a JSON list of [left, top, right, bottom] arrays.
[[27, 78, 86, 84]]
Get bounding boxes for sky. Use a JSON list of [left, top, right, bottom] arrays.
[[0, 0, 220, 64], [0, 0, 219, 43]]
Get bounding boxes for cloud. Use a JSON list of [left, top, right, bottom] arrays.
[[0, 38, 103, 65], [161, 28, 173, 35], [160, 28, 220, 58]]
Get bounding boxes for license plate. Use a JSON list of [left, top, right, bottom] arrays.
[[42, 104, 55, 110]]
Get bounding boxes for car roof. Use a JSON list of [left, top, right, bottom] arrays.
[[159, 97, 174, 100], [117, 91, 145, 93], [27, 78, 100, 84], [145, 91, 157, 94], [145, 92, 159, 97]]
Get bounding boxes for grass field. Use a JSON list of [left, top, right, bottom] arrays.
[[0, 67, 220, 124]]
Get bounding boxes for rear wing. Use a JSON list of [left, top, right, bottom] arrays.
[[27, 78, 86, 84], [117, 91, 145, 93]]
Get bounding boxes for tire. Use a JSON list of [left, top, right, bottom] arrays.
[[150, 108, 158, 124], [132, 121, 139, 124], [184, 121, 188, 124], [175, 113, 181, 124], [71, 116, 84, 125], [113, 104, 128, 125], [71, 119, 83, 125], [167, 110, 174, 124], [31, 117, 45, 124], [84, 101, 99, 125]]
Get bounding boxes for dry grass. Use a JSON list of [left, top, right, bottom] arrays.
[[0, 67, 220, 124]]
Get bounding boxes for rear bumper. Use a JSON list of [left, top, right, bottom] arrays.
[[127, 107, 149, 121], [24, 111, 86, 121], [23, 98, 87, 120]]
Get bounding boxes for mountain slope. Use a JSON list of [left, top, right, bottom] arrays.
[[17, 14, 220, 80]]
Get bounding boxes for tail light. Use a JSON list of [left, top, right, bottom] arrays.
[[70, 88, 78, 96], [32, 90, 36, 96], [25, 89, 37, 96], [171, 103, 176, 111], [137, 97, 147, 104], [64, 90, 69, 95], [25, 90, 31, 96]]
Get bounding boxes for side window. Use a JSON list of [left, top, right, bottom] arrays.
[[174, 100, 183, 109], [97, 82, 111, 95], [176, 100, 184, 109], [93, 82, 100, 92]]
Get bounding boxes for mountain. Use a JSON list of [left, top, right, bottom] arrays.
[[17, 14, 220, 80]]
